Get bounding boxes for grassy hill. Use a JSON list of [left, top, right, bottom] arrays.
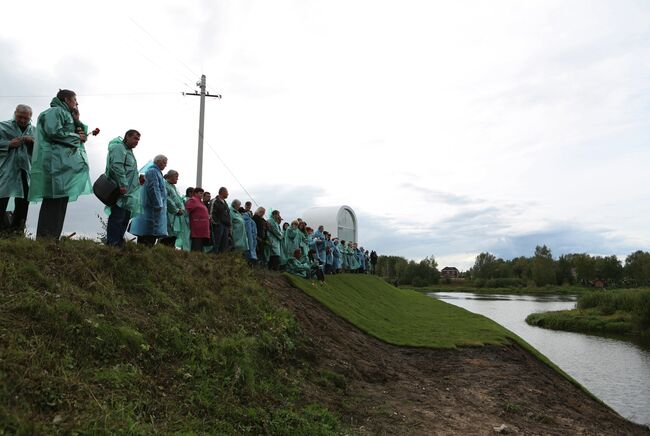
[[0, 238, 341, 434], [2, 238, 641, 434]]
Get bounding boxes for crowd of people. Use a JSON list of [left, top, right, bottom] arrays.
[[0, 90, 379, 282]]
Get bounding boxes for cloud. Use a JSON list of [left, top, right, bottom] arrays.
[[226, 184, 326, 222], [401, 182, 480, 206], [487, 224, 640, 261]]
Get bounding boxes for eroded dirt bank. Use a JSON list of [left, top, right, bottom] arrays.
[[264, 275, 649, 435]]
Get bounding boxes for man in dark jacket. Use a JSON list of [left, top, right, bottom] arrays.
[[210, 186, 231, 253], [252, 207, 267, 264]]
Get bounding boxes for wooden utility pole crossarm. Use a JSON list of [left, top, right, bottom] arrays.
[[183, 74, 221, 187]]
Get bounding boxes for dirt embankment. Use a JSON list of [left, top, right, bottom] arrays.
[[264, 275, 649, 435]]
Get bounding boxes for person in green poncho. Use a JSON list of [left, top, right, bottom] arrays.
[[340, 240, 349, 272], [30, 89, 92, 239], [283, 220, 302, 261], [105, 131, 141, 247], [286, 248, 325, 284], [0, 105, 35, 234], [159, 170, 188, 249], [229, 199, 249, 252], [267, 209, 283, 270]]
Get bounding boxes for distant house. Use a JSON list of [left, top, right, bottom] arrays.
[[441, 267, 460, 279], [591, 279, 607, 289]]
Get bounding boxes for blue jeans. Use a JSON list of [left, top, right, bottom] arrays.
[[107, 205, 131, 246]]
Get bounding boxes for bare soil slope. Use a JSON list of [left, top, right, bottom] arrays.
[[264, 275, 649, 435]]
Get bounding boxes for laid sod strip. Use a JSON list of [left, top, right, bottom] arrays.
[[286, 273, 604, 404], [287, 274, 512, 348]]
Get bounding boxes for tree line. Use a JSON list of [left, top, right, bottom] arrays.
[[375, 255, 441, 287], [469, 245, 650, 288], [376, 246, 650, 289]]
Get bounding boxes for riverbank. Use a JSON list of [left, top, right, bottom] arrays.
[[283, 275, 648, 434], [526, 290, 650, 341], [403, 283, 588, 296], [1, 238, 647, 434]]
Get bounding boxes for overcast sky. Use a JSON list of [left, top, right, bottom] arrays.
[[1, 0, 649, 269]]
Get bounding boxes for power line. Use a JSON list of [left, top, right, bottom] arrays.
[[202, 135, 259, 207], [132, 47, 195, 89], [129, 17, 199, 82]]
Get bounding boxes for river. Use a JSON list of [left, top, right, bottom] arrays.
[[429, 292, 650, 427]]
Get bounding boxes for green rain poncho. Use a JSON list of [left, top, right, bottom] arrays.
[[165, 180, 190, 251], [0, 118, 35, 198], [286, 257, 312, 278], [347, 245, 360, 270], [283, 226, 302, 260], [230, 206, 249, 252], [267, 217, 284, 258], [105, 137, 141, 213], [29, 98, 92, 202], [298, 231, 309, 262], [340, 243, 349, 270]]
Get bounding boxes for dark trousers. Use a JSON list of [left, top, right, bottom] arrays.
[[106, 205, 131, 247], [36, 197, 69, 239], [311, 266, 325, 282], [191, 237, 204, 252], [268, 255, 280, 271], [138, 235, 157, 246], [159, 236, 177, 247], [0, 171, 30, 234], [213, 223, 230, 253]]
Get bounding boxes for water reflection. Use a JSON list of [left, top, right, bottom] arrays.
[[429, 292, 650, 427]]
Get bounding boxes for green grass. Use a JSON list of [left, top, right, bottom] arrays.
[[0, 237, 343, 435], [526, 289, 650, 339], [288, 274, 513, 347], [286, 274, 601, 402], [526, 309, 632, 335]]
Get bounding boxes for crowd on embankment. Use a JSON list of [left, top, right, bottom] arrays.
[[0, 91, 379, 281]]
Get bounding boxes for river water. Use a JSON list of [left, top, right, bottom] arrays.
[[429, 292, 650, 427]]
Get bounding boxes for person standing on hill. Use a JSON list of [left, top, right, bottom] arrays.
[[211, 186, 231, 253], [370, 250, 378, 275], [313, 225, 327, 263], [229, 199, 249, 253], [105, 130, 141, 246], [267, 209, 284, 270], [30, 89, 92, 238], [185, 187, 210, 252], [332, 239, 341, 273], [0, 105, 35, 234], [252, 207, 267, 264], [160, 170, 187, 249], [129, 155, 168, 245]]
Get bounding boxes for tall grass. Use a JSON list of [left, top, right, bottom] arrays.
[[578, 290, 650, 331]]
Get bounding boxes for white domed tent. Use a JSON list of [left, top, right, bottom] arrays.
[[301, 205, 358, 243]]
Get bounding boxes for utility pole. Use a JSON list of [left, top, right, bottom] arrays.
[[183, 75, 221, 187]]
